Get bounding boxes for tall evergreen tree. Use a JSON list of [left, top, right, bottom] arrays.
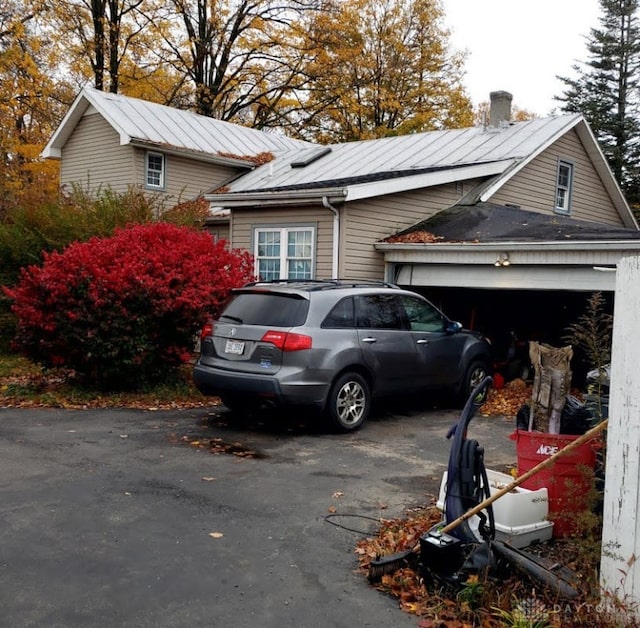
[[556, 0, 640, 209]]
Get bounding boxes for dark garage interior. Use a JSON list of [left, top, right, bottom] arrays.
[[410, 286, 615, 388]]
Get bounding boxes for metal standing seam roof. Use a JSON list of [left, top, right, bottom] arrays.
[[215, 115, 584, 193], [42, 87, 313, 160], [42, 90, 635, 230]]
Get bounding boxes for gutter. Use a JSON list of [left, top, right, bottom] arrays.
[[205, 187, 347, 207], [322, 196, 340, 278]]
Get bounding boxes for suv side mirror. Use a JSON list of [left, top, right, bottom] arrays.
[[446, 321, 463, 334]]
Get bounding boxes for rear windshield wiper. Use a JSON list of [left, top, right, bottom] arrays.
[[219, 314, 243, 323]]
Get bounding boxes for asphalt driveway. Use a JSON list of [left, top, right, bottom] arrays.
[[0, 402, 517, 627]]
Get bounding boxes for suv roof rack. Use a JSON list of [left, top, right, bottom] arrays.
[[243, 278, 400, 291]]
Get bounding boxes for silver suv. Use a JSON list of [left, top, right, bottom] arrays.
[[193, 280, 492, 431]]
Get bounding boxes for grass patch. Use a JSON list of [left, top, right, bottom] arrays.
[[0, 353, 42, 378], [0, 352, 214, 409]]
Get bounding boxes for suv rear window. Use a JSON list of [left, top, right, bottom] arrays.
[[221, 293, 309, 327]]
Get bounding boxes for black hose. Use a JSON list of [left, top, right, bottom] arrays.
[[444, 376, 493, 543]]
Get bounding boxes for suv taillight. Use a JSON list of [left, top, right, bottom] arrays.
[[261, 330, 312, 351], [200, 322, 214, 341]]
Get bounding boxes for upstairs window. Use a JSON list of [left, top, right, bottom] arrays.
[[146, 152, 165, 189], [555, 159, 574, 214], [254, 227, 314, 280]]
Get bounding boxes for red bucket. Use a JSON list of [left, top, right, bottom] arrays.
[[510, 430, 600, 537]]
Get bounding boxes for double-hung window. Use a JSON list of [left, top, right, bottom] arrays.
[[555, 159, 574, 214], [254, 227, 314, 280], [146, 152, 165, 189]]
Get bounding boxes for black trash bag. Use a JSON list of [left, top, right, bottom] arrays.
[[516, 403, 531, 431], [560, 395, 593, 435]]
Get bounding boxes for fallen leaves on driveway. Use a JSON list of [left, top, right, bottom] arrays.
[[0, 365, 215, 410], [0, 361, 538, 423], [180, 434, 263, 458]]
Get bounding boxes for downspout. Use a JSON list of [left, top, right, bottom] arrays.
[[322, 196, 340, 279]]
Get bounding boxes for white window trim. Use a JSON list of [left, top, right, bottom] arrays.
[[555, 158, 574, 215], [145, 151, 165, 190], [253, 226, 316, 280]]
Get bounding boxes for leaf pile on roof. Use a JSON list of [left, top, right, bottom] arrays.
[[384, 230, 444, 243], [217, 150, 275, 165], [163, 197, 210, 222]]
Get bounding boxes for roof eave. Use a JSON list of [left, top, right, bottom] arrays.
[[476, 115, 583, 203], [343, 160, 516, 201], [127, 139, 256, 168], [41, 87, 135, 159], [475, 115, 637, 230], [208, 160, 515, 204], [41, 89, 93, 159], [573, 121, 638, 229], [375, 240, 640, 252], [204, 187, 348, 207]]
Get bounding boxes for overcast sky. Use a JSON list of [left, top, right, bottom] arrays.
[[442, 0, 603, 116]]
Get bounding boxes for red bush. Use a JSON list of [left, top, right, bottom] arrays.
[[4, 223, 254, 389]]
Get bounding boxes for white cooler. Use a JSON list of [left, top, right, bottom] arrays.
[[436, 468, 554, 549]]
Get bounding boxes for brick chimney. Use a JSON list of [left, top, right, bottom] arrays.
[[489, 91, 513, 127]]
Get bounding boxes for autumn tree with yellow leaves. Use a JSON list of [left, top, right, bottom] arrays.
[[292, 0, 473, 141], [0, 0, 478, 200], [0, 1, 69, 211]]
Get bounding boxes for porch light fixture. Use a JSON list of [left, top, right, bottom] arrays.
[[494, 252, 510, 267]]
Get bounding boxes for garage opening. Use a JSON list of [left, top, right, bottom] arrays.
[[405, 286, 614, 387]]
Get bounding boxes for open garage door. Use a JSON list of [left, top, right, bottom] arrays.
[[394, 263, 617, 292], [404, 286, 614, 387]]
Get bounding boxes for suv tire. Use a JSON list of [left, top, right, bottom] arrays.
[[459, 361, 490, 406], [326, 372, 371, 432]]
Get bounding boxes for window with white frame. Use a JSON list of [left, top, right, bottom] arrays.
[[146, 152, 165, 189], [555, 159, 574, 214], [254, 227, 314, 280]]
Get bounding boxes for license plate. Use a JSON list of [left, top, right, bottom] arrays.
[[225, 339, 245, 355]]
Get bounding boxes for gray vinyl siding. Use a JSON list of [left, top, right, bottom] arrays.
[[61, 109, 243, 203], [341, 182, 469, 279], [230, 206, 334, 278], [61, 111, 134, 194], [133, 148, 239, 204], [204, 223, 230, 242], [488, 130, 625, 226]]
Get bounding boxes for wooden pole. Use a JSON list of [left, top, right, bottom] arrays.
[[441, 419, 608, 535], [600, 257, 640, 614]]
